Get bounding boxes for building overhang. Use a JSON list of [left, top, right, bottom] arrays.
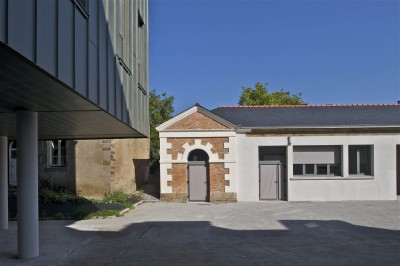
[[0, 43, 144, 140]]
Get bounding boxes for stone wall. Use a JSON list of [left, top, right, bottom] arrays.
[[75, 139, 111, 197], [38, 138, 149, 198], [38, 140, 76, 192], [109, 138, 150, 193]]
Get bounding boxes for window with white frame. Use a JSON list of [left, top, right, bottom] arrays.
[[47, 140, 66, 167], [349, 145, 372, 175], [293, 146, 342, 176]]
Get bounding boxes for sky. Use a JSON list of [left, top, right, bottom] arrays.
[[149, 0, 400, 114]]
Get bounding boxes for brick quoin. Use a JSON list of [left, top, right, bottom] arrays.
[[167, 138, 195, 160], [167, 137, 229, 160]]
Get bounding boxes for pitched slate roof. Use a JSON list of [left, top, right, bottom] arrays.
[[211, 104, 400, 128]]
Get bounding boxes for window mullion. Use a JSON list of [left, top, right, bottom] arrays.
[[356, 148, 360, 174], [57, 140, 61, 166]]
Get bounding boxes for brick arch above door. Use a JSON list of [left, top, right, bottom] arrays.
[[177, 139, 220, 163]]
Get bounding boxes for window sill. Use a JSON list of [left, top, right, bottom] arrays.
[[44, 167, 67, 173], [291, 176, 374, 181]]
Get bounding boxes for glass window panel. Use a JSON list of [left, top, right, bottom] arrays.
[[317, 164, 328, 175], [349, 146, 357, 175], [293, 164, 303, 175], [51, 156, 58, 165], [349, 145, 372, 175], [305, 164, 315, 174], [330, 164, 341, 176], [49, 140, 66, 167], [359, 147, 371, 175]]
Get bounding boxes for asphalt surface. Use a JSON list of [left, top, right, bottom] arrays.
[[1, 200, 399, 265]]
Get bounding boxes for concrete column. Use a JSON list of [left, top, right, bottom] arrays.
[[342, 144, 349, 177], [16, 111, 39, 259], [0, 136, 8, 230], [286, 143, 293, 202]]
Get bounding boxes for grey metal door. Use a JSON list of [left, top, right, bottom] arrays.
[[259, 162, 279, 200], [188, 162, 208, 201]]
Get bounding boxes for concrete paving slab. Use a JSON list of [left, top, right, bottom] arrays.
[[0, 200, 399, 265]]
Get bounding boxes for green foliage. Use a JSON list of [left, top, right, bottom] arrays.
[[83, 210, 122, 219], [71, 210, 92, 220], [122, 202, 134, 209], [90, 190, 141, 205], [39, 178, 86, 204], [105, 191, 127, 203], [149, 89, 175, 171], [102, 190, 129, 204], [238, 82, 305, 106], [37, 179, 142, 220], [53, 212, 66, 220]]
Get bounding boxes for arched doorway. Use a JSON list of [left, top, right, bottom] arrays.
[[187, 149, 209, 202]]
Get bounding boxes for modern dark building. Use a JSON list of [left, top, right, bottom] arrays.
[[0, 0, 149, 258]]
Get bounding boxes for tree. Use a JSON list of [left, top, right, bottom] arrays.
[[238, 82, 305, 106], [149, 89, 175, 171]]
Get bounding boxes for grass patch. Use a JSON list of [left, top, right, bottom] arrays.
[[83, 210, 122, 219], [90, 190, 142, 209]]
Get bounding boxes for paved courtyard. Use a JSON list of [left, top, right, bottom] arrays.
[[1, 200, 399, 265]]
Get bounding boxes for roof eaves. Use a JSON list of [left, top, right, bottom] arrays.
[[218, 104, 400, 108], [240, 125, 400, 129]]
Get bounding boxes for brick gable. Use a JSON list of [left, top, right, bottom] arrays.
[[165, 112, 229, 130]]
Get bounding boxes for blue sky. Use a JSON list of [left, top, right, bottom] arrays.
[[149, 0, 400, 113]]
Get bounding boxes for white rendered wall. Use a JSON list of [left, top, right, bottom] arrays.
[[236, 134, 288, 201], [236, 134, 399, 201]]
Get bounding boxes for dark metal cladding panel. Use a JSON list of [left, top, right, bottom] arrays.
[[0, 0, 7, 43], [88, 0, 99, 46], [98, 0, 108, 110], [107, 37, 116, 116], [58, 0, 74, 87], [115, 64, 123, 121], [8, 0, 35, 61], [36, 0, 57, 76], [74, 10, 88, 97], [88, 41, 99, 104]]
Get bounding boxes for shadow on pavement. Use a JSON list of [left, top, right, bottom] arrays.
[[1, 219, 398, 265]]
